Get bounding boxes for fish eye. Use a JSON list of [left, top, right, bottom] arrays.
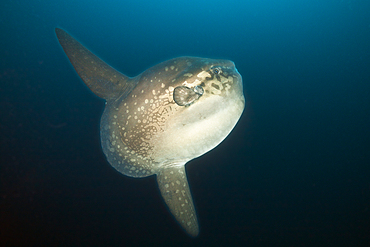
[[211, 66, 222, 75]]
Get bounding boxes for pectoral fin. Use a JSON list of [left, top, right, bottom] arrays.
[[157, 166, 199, 237]]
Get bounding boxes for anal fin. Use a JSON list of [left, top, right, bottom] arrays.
[[157, 165, 199, 237]]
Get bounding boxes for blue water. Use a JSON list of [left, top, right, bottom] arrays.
[[1, 0, 369, 246]]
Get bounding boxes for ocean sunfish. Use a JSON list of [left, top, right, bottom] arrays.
[[55, 28, 245, 237]]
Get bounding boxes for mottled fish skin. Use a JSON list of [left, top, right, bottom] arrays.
[[56, 28, 245, 237]]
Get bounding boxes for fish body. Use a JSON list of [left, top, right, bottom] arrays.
[[56, 28, 244, 236]]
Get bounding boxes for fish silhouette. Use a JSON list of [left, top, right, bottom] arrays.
[[56, 28, 245, 236]]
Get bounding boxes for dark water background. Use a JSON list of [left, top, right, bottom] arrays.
[[1, 0, 369, 246]]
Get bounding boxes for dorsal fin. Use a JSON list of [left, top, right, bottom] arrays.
[[55, 28, 137, 101]]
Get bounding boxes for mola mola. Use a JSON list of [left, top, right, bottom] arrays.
[[55, 28, 245, 236]]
